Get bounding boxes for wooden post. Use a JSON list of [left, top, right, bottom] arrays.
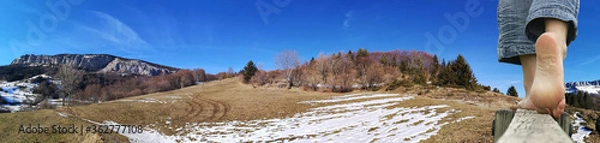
[[558, 112, 572, 136], [493, 109, 515, 142], [497, 109, 573, 143]]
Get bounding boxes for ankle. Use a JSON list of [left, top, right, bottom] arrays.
[[538, 32, 567, 59]]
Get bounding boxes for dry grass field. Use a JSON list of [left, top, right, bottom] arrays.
[[0, 78, 553, 142]]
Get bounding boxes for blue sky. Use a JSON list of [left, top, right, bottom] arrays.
[[1, 0, 599, 97]]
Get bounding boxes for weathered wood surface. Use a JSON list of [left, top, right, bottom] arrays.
[[493, 109, 515, 141], [497, 109, 573, 143]]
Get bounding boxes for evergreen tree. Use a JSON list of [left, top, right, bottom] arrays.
[[399, 60, 409, 73], [507, 86, 518, 97], [483, 85, 491, 91], [357, 48, 369, 59], [430, 55, 440, 84], [565, 93, 571, 105], [391, 56, 398, 67], [242, 60, 258, 83], [573, 91, 583, 108], [451, 54, 477, 90], [583, 92, 591, 109], [412, 58, 427, 85], [436, 59, 446, 85], [347, 50, 355, 62], [437, 59, 455, 86], [380, 54, 390, 66], [492, 88, 501, 93]]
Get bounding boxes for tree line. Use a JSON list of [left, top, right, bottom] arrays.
[[241, 48, 484, 92], [33, 65, 214, 106], [565, 91, 596, 110]]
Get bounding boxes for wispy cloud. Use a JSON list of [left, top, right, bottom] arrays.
[[343, 11, 353, 29], [578, 55, 600, 66], [77, 11, 153, 54]]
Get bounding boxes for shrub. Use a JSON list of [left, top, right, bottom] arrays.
[[38, 99, 56, 109]]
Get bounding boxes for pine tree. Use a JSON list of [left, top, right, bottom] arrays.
[[357, 48, 369, 59], [347, 50, 355, 62], [411, 58, 427, 85], [507, 86, 518, 97], [492, 88, 501, 93], [399, 60, 409, 73], [565, 93, 571, 105], [583, 92, 590, 109], [242, 60, 258, 83], [437, 59, 455, 86], [573, 91, 583, 108], [430, 55, 440, 84], [380, 54, 389, 66], [436, 59, 447, 85], [391, 56, 398, 67], [451, 54, 477, 90]]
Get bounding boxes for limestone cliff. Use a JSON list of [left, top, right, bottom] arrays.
[[10, 54, 178, 76]]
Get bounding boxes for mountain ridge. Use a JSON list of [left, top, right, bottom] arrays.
[[10, 54, 179, 76], [565, 80, 600, 95]]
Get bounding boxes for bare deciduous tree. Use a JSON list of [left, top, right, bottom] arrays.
[[83, 84, 102, 103], [192, 68, 206, 82], [303, 64, 321, 91], [365, 63, 385, 90], [176, 70, 195, 89], [57, 65, 83, 106], [315, 54, 329, 84], [275, 50, 300, 89]]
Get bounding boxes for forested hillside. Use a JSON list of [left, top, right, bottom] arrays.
[[241, 48, 486, 92]]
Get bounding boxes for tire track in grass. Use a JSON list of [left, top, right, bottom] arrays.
[[110, 93, 475, 143], [180, 95, 230, 122]]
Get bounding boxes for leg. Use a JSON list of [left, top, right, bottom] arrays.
[[517, 54, 535, 109], [529, 18, 568, 118], [525, 0, 579, 118], [497, 0, 535, 65]]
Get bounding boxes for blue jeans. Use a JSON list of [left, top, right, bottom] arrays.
[[497, 0, 579, 65]]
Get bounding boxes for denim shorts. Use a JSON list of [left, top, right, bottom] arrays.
[[497, 0, 579, 65]]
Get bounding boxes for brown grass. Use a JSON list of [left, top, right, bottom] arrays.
[[387, 96, 497, 143], [0, 78, 532, 143], [0, 109, 111, 143], [56, 78, 340, 136]]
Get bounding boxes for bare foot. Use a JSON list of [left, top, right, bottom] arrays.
[[517, 97, 535, 110], [529, 32, 567, 118]]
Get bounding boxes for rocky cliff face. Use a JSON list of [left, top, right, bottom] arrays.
[[10, 54, 178, 76]]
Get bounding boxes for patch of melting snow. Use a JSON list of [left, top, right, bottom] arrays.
[[102, 121, 175, 143], [109, 94, 471, 143], [300, 93, 400, 104], [0, 75, 58, 112], [117, 98, 181, 104], [1, 105, 22, 113], [455, 116, 475, 122], [56, 112, 69, 118], [572, 112, 591, 143]]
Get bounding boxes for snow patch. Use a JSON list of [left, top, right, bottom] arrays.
[[300, 93, 401, 104], [1, 74, 59, 112], [117, 97, 182, 104], [56, 112, 69, 118], [455, 116, 475, 122], [572, 112, 591, 143], [113, 94, 469, 142]]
